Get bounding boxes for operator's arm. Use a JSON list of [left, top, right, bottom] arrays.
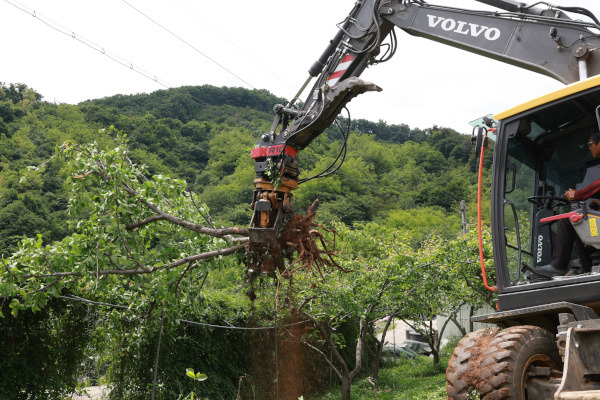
[[566, 178, 600, 201]]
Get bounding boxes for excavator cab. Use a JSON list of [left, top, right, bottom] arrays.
[[491, 75, 600, 312]]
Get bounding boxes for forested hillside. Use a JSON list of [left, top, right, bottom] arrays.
[[0, 82, 489, 257]]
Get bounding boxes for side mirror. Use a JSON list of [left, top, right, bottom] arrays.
[[596, 105, 600, 133], [471, 126, 489, 157]]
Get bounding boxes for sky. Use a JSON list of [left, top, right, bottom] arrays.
[[1, 0, 600, 134]]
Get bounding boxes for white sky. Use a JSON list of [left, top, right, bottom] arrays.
[[1, 0, 600, 133]]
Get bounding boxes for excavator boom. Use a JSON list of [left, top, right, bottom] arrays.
[[250, 0, 600, 238]]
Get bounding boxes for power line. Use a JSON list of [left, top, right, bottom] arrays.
[[4, 0, 174, 90], [5, 0, 170, 88], [178, 318, 308, 331], [3, 0, 261, 131], [172, 0, 295, 92], [60, 294, 129, 309], [59, 294, 308, 331], [121, 0, 256, 90]]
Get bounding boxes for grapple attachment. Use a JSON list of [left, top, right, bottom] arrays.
[[249, 144, 299, 245]]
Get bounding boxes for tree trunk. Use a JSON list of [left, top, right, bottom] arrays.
[[341, 377, 352, 400], [432, 348, 440, 365], [469, 305, 475, 333], [372, 349, 382, 380], [426, 331, 440, 366], [372, 314, 395, 380]]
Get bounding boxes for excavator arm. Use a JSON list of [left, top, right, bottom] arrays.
[[249, 0, 600, 242]]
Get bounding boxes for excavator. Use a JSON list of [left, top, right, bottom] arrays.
[[248, 0, 600, 398]]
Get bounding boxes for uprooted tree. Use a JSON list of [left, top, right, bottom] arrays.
[[1, 136, 252, 317], [0, 133, 361, 398], [1, 133, 347, 319]]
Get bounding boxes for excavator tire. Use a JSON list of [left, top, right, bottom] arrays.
[[475, 325, 562, 400], [447, 327, 500, 399]]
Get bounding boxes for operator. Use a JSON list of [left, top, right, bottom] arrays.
[[532, 128, 600, 277]]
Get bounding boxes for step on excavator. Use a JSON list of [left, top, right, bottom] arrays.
[[249, 1, 600, 398]]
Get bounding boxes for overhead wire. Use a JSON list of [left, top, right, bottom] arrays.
[[3, 0, 262, 132], [3, 0, 174, 90], [172, 0, 295, 91], [121, 0, 256, 90], [6, 0, 463, 206], [59, 294, 309, 331]]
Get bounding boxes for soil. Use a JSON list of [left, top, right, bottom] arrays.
[[248, 200, 348, 278], [461, 327, 501, 388]]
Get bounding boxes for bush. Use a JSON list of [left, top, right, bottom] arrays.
[[0, 296, 95, 400]]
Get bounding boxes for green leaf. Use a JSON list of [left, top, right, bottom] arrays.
[[195, 373, 208, 381], [186, 368, 195, 379]]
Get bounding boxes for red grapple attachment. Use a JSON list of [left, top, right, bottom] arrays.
[[249, 144, 299, 245]]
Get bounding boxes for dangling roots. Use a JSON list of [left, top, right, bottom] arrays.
[[247, 200, 351, 279]]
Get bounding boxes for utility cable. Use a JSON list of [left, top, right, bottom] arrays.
[[121, 0, 256, 90], [172, 0, 294, 91], [4, 0, 258, 131], [4, 0, 173, 90], [59, 294, 309, 330]]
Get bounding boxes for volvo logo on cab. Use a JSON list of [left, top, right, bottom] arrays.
[[427, 15, 501, 41]]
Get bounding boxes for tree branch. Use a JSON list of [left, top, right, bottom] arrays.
[[24, 277, 72, 296], [349, 278, 394, 380], [439, 300, 468, 341], [104, 252, 125, 271], [116, 211, 148, 272], [125, 215, 165, 230], [187, 186, 215, 229], [461, 272, 492, 299], [300, 309, 350, 377], [82, 169, 248, 238], [2, 258, 18, 280], [174, 261, 195, 296], [25, 244, 246, 279], [449, 315, 467, 337], [283, 326, 343, 381]]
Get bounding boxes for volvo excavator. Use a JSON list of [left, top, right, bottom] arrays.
[[248, 0, 600, 398]]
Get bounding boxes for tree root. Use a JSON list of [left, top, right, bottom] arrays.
[[247, 200, 350, 281]]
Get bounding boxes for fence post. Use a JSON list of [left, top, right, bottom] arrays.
[[460, 200, 467, 235], [151, 313, 165, 400]]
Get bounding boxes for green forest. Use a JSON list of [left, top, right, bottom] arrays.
[[0, 82, 494, 400], [0, 83, 488, 257]]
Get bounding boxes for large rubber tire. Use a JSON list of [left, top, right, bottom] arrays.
[[475, 326, 562, 400], [447, 328, 500, 400], [447, 326, 562, 400]]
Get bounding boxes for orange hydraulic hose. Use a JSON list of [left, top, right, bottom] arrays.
[[478, 131, 497, 292]]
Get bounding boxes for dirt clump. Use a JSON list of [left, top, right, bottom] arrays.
[[247, 200, 350, 279], [462, 328, 501, 389]]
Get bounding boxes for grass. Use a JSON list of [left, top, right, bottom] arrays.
[[311, 338, 459, 400]]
